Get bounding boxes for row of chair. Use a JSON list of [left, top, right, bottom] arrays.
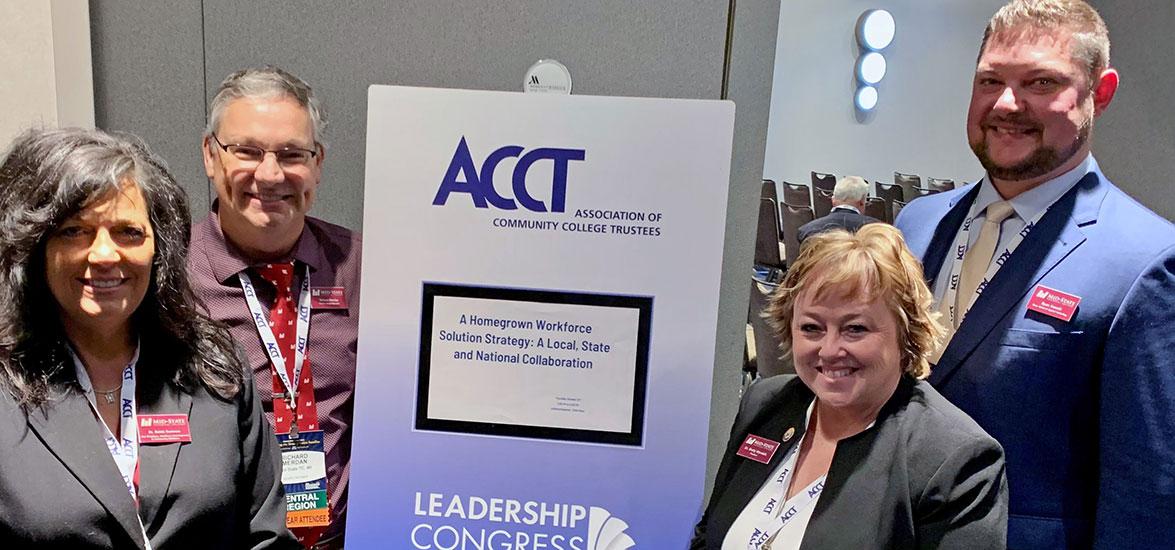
[[767, 172, 955, 228], [812, 171, 956, 202], [748, 172, 962, 376]]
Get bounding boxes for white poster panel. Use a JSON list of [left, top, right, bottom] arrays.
[[427, 293, 641, 433], [349, 85, 734, 549]]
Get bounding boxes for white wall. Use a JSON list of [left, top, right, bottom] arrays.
[[1088, 0, 1174, 221], [764, 0, 1005, 188], [0, 0, 94, 146]]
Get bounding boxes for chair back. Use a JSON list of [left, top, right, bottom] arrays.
[[892, 199, 907, 220], [812, 187, 833, 218], [894, 172, 922, 202], [876, 181, 903, 204], [811, 171, 837, 195], [863, 196, 888, 223], [748, 281, 794, 377], [927, 177, 956, 193], [781, 203, 815, 267], [782, 181, 811, 208], [875, 182, 903, 223], [761, 179, 778, 202], [912, 186, 938, 199], [755, 198, 783, 268]]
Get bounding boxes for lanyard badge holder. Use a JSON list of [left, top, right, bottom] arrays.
[[72, 346, 155, 550], [241, 266, 331, 532]]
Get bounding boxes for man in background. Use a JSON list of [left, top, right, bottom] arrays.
[[895, 1, 1174, 547], [188, 66, 361, 550], [796, 175, 880, 242]]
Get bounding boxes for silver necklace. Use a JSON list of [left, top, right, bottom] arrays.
[[94, 384, 121, 404]]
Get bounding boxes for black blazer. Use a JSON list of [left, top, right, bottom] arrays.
[[691, 375, 1008, 549], [0, 347, 299, 549], [796, 207, 881, 243]]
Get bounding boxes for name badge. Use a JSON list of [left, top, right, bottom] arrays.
[[736, 434, 781, 464], [1026, 284, 1081, 322], [138, 414, 192, 444], [278, 430, 331, 528], [310, 287, 348, 309]]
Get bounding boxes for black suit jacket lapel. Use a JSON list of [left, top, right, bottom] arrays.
[[26, 390, 147, 548], [718, 381, 812, 526], [800, 377, 915, 549], [136, 377, 193, 534], [931, 172, 1100, 384]]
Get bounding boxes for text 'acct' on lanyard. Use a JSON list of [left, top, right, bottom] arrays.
[[239, 264, 312, 426], [940, 198, 1050, 326], [743, 401, 828, 550], [72, 345, 155, 549]]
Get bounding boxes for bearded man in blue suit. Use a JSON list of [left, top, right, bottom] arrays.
[[894, 1, 1175, 548]]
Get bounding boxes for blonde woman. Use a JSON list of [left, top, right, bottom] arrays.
[[692, 224, 1008, 549]]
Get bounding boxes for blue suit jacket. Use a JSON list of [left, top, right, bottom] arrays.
[[895, 168, 1175, 549]]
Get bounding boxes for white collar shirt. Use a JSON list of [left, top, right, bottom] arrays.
[[931, 154, 1097, 303]]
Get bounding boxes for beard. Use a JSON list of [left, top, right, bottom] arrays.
[[970, 112, 1092, 182]]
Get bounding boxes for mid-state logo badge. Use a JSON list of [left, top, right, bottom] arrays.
[[432, 136, 585, 213]]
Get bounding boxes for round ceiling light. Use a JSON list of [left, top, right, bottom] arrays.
[[856, 86, 879, 111], [857, 52, 887, 85], [857, 9, 896, 51]]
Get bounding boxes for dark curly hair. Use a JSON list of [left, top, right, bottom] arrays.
[[0, 128, 243, 407]]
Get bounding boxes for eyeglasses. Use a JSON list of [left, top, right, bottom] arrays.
[[210, 134, 319, 167]]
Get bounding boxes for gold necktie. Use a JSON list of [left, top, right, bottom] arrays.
[[931, 200, 1015, 362]]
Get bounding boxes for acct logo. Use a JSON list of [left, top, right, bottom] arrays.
[[432, 137, 586, 213], [411, 492, 635, 549]]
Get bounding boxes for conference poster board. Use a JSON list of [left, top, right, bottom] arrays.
[[348, 85, 734, 549]]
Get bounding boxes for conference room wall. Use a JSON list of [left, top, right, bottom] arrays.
[[764, 0, 1173, 222], [1, 1, 95, 146], [90, 0, 780, 508], [1089, 0, 1175, 221], [763, 0, 1003, 194]]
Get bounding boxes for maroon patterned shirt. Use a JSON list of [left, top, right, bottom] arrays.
[[188, 210, 361, 540]]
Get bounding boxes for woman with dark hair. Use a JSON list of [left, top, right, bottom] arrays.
[[0, 128, 299, 549]]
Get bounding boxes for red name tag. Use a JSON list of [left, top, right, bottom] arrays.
[[310, 287, 348, 309], [1026, 284, 1081, 322], [139, 414, 192, 444], [736, 434, 780, 464]]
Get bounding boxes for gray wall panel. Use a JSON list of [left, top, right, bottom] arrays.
[[90, 0, 210, 215], [704, 0, 781, 507], [1090, 0, 1174, 221], [201, 0, 729, 231]]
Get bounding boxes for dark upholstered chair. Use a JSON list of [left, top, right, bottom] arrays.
[[927, 177, 956, 193], [811, 171, 836, 195], [782, 181, 811, 208], [894, 172, 922, 203], [780, 203, 815, 267], [812, 187, 833, 218], [864, 196, 889, 223]]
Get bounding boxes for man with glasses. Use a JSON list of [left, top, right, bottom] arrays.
[[189, 66, 361, 550]]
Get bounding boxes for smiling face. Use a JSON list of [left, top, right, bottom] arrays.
[[45, 183, 155, 336], [203, 95, 322, 257], [791, 281, 903, 418], [967, 28, 1108, 194]]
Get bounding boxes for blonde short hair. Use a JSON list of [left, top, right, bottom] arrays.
[[981, 0, 1110, 88], [766, 224, 945, 379]]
